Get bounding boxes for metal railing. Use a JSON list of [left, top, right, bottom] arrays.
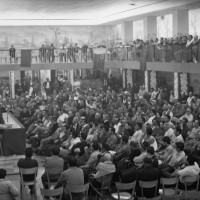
[[0, 44, 199, 64]]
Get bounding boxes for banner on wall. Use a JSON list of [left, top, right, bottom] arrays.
[[9, 71, 15, 99], [93, 48, 106, 79], [20, 50, 32, 67]]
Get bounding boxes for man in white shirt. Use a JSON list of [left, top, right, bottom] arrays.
[[57, 110, 69, 124], [146, 110, 156, 125], [173, 154, 200, 184], [113, 117, 121, 134], [180, 108, 193, 123], [130, 122, 144, 143], [164, 123, 176, 143]]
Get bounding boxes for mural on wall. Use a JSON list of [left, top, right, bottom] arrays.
[[0, 25, 122, 50]]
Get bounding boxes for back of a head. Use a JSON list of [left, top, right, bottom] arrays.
[[25, 147, 33, 158], [147, 146, 154, 155], [92, 141, 100, 151], [81, 132, 87, 141], [142, 141, 150, 150], [187, 154, 195, 165], [0, 168, 6, 179], [144, 157, 153, 165], [102, 142, 110, 151], [122, 135, 129, 144], [146, 127, 153, 136], [52, 146, 60, 156], [68, 157, 77, 167], [162, 136, 171, 144], [103, 153, 112, 162]]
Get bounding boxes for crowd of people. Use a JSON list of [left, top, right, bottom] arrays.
[[0, 73, 200, 199]]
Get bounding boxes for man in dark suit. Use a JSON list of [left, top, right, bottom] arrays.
[[80, 117, 90, 135], [137, 157, 161, 198], [17, 148, 38, 194], [103, 113, 110, 128]]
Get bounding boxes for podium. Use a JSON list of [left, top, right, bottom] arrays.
[[2, 112, 26, 156]]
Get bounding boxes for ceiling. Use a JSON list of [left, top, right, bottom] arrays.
[[0, 0, 199, 25]]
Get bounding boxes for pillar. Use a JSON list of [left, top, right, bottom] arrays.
[[143, 16, 157, 39], [150, 71, 157, 90], [144, 70, 149, 92], [9, 71, 15, 99], [127, 69, 133, 87], [69, 69, 74, 90], [173, 9, 189, 36], [174, 72, 179, 99], [121, 21, 133, 45], [173, 9, 189, 98], [180, 73, 188, 95]]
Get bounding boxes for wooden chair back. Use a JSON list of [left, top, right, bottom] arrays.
[[40, 188, 63, 200], [101, 173, 114, 190], [183, 175, 199, 191], [115, 181, 136, 199], [67, 183, 89, 200], [139, 180, 158, 198], [19, 167, 38, 185]]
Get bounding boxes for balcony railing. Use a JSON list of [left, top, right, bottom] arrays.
[[0, 44, 199, 65]]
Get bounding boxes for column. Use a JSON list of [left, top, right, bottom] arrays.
[[143, 16, 157, 39], [127, 69, 133, 87], [121, 21, 133, 45], [173, 9, 189, 97], [174, 72, 179, 99], [69, 69, 74, 90], [9, 71, 15, 98], [122, 69, 126, 89], [173, 9, 189, 36], [180, 73, 188, 95], [150, 71, 157, 90], [144, 70, 149, 92]]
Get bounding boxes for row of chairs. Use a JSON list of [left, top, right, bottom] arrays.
[[8, 166, 200, 200], [89, 173, 200, 200]]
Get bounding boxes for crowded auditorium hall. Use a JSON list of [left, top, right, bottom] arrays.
[[1, 0, 200, 200]]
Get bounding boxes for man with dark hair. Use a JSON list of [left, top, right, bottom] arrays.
[[137, 157, 160, 198], [17, 147, 38, 194], [41, 146, 64, 188], [55, 157, 84, 197], [107, 127, 117, 150], [130, 122, 144, 143], [114, 135, 130, 162], [173, 154, 200, 187], [0, 168, 19, 199], [157, 136, 174, 163]]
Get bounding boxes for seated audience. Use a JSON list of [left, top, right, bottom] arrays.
[[17, 147, 38, 195], [41, 146, 64, 188], [0, 168, 19, 199]]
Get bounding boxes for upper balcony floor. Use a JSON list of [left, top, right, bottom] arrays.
[[0, 43, 199, 65]]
